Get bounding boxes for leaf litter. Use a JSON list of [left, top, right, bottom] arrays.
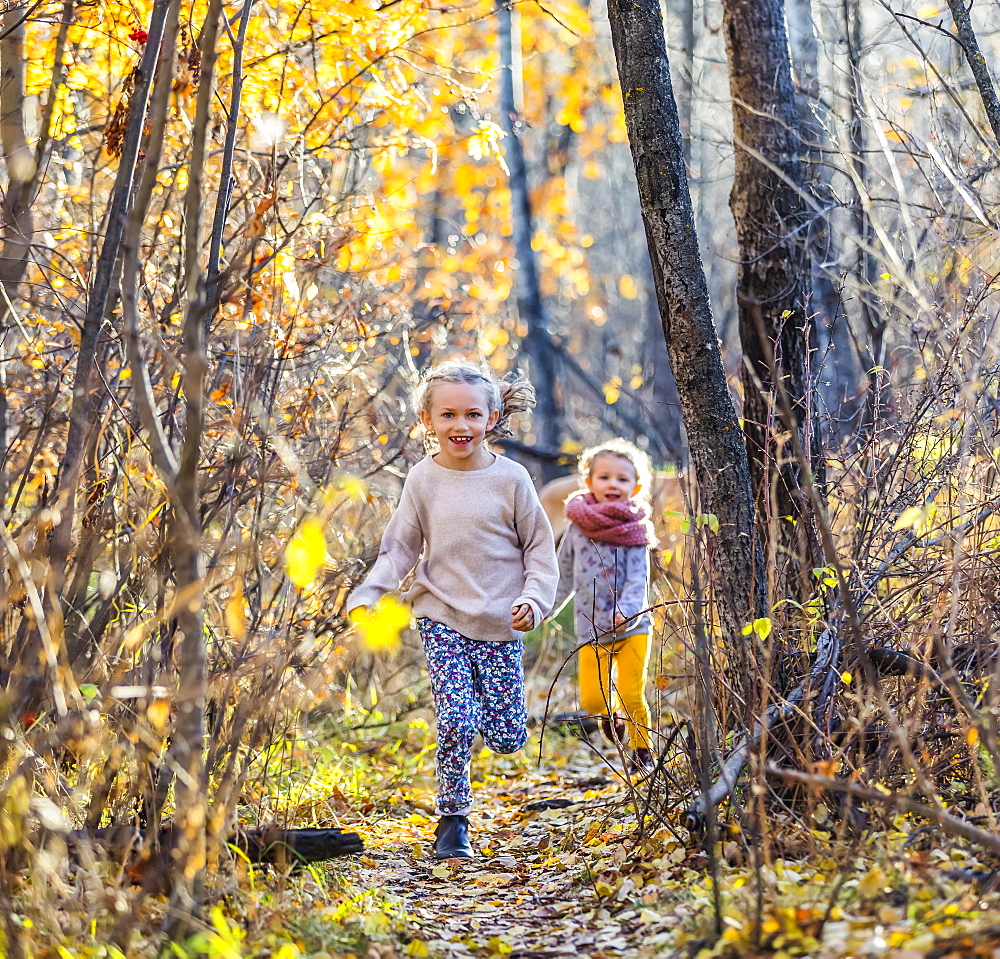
[[312, 723, 1000, 959]]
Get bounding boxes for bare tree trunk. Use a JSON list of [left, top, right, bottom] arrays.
[[721, 0, 822, 600], [606, 0, 767, 718], [0, 8, 35, 325], [0, 5, 41, 501], [2, 0, 76, 497], [49, 0, 175, 593], [843, 0, 884, 436], [667, 0, 696, 168], [946, 0, 1000, 148], [786, 0, 861, 439], [162, 0, 222, 937], [497, 0, 562, 481]]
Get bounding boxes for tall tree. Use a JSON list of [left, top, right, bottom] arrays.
[[0, 8, 34, 327], [497, 0, 562, 480], [842, 0, 884, 436], [945, 0, 1000, 149], [786, 0, 862, 436], [606, 0, 767, 717], [721, 0, 822, 599], [0, 5, 41, 503]]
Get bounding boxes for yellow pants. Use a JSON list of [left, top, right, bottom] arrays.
[[578, 632, 652, 751]]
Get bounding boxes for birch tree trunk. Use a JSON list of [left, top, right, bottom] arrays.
[[0, 9, 34, 325], [0, 8, 36, 501], [721, 0, 822, 601], [606, 0, 767, 717]]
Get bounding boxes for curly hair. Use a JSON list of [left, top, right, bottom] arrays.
[[415, 359, 535, 443], [578, 438, 654, 507]]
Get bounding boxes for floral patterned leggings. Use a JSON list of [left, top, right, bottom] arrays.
[[418, 618, 528, 816]]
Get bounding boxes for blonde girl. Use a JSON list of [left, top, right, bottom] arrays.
[[348, 359, 558, 858], [552, 439, 655, 778]]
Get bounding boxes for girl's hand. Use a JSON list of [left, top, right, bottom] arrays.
[[614, 610, 628, 629], [511, 603, 534, 632]]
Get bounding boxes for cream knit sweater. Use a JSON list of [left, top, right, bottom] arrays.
[[347, 453, 558, 643]]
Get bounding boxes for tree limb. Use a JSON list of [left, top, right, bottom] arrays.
[[767, 765, 1000, 857], [51, 0, 175, 589]]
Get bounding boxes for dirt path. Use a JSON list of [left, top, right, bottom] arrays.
[[344, 736, 677, 959]]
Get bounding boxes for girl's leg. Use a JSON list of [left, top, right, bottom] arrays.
[[419, 620, 480, 816], [578, 640, 619, 719], [471, 639, 528, 754], [615, 632, 652, 751]]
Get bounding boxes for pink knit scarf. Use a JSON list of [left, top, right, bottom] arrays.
[[564, 492, 653, 547]]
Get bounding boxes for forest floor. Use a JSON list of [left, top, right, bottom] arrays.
[[258, 705, 1000, 959], [330, 735, 676, 959], [21, 648, 1000, 958]]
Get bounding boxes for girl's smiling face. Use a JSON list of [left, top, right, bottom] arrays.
[[586, 453, 640, 503], [421, 382, 499, 471]]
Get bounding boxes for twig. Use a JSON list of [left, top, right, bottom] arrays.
[[766, 765, 1000, 857]]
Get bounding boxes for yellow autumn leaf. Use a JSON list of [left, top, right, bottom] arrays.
[[894, 506, 923, 531], [327, 474, 368, 505], [352, 597, 412, 651], [285, 518, 327, 588], [225, 586, 247, 640], [619, 274, 638, 299], [147, 698, 171, 731]]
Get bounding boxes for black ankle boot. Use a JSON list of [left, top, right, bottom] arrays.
[[433, 815, 474, 859], [628, 748, 655, 780]]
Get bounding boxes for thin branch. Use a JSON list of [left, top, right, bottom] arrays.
[[122, 0, 181, 482], [51, 0, 175, 586], [206, 0, 257, 335], [767, 765, 1000, 857], [30, 0, 75, 186]]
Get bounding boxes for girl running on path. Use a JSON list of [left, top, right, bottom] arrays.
[[347, 359, 558, 859], [552, 439, 656, 779]]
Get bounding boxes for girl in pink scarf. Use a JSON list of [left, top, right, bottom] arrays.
[[551, 439, 656, 779]]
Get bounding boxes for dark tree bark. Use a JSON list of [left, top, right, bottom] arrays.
[[946, 0, 1000, 149], [497, 0, 562, 481], [721, 0, 822, 598], [606, 0, 767, 716]]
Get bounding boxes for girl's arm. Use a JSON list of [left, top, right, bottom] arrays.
[[512, 476, 559, 629], [346, 486, 424, 615], [616, 545, 651, 627]]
